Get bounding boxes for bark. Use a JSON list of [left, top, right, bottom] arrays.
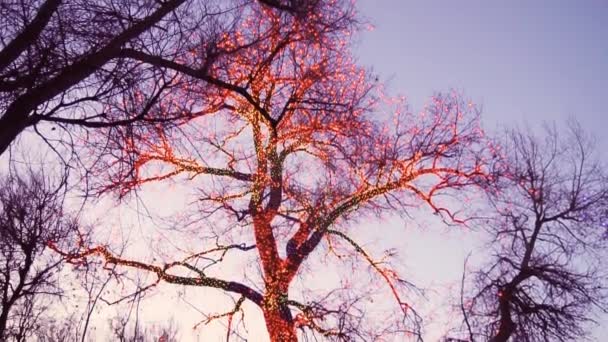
[[263, 296, 297, 342], [0, 310, 8, 339], [489, 293, 515, 342], [0, 109, 32, 156], [489, 221, 542, 342], [254, 211, 298, 341]]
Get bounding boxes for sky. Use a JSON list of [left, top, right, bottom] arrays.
[[356, 0, 608, 137], [353, 0, 608, 340]]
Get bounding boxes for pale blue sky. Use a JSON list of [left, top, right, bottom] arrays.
[[356, 0, 608, 139]]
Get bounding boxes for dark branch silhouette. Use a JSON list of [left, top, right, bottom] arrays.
[[0, 171, 81, 341], [0, 0, 326, 156], [463, 123, 608, 342]]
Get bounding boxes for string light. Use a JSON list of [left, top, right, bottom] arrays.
[[63, 1, 493, 340]]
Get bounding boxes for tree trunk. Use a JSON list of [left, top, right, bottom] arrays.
[[0, 308, 9, 339], [490, 322, 514, 342], [263, 305, 297, 342], [489, 293, 515, 342], [0, 108, 29, 156]]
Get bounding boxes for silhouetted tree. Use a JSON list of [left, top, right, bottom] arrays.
[[33, 314, 84, 342], [0, 172, 81, 341], [110, 314, 179, 342], [463, 124, 608, 342], [0, 0, 326, 157]]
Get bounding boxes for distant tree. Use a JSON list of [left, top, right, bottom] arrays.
[[51, 1, 493, 340], [110, 314, 179, 342], [0, 172, 80, 341], [462, 124, 608, 342], [0, 0, 322, 157], [33, 314, 83, 342]]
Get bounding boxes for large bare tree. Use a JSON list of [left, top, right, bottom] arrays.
[[461, 124, 608, 342], [51, 1, 493, 340]]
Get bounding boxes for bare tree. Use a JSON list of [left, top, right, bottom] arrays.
[[33, 314, 83, 342], [109, 314, 179, 342], [463, 124, 608, 341], [0, 171, 81, 341], [0, 0, 187, 155], [0, 0, 327, 157], [49, 1, 493, 339], [77, 265, 114, 342]]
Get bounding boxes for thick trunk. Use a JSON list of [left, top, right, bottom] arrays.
[[0, 109, 29, 156], [253, 213, 296, 341], [490, 321, 514, 342], [0, 308, 9, 339], [263, 305, 297, 342], [489, 293, 515, 342], [490, 221, 540, 342], [262, 281, 296, 342]]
